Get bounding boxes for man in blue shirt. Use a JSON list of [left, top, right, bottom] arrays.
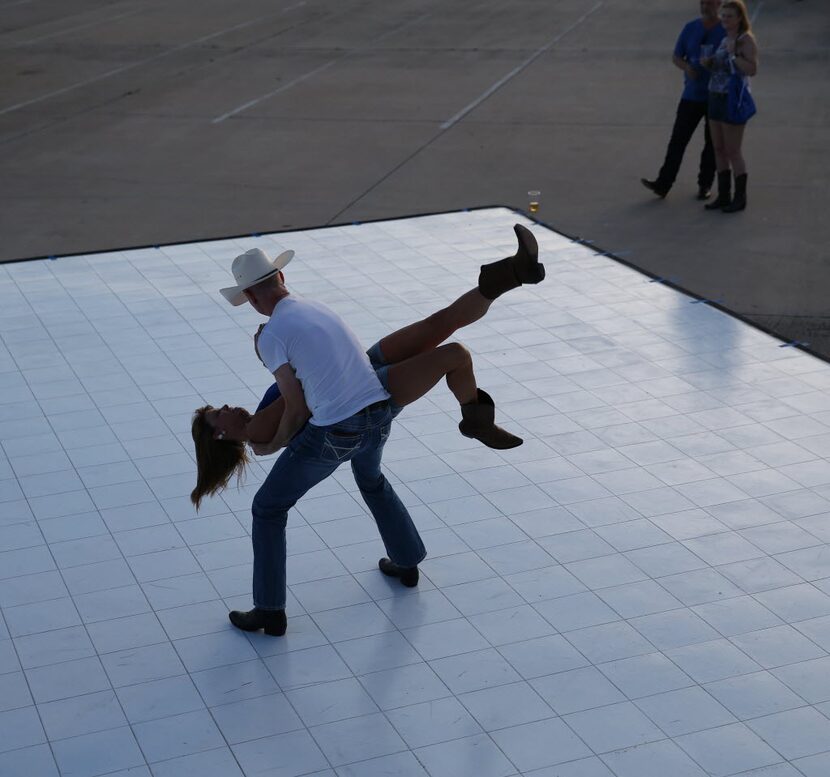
[[641, 0, 725, 199]]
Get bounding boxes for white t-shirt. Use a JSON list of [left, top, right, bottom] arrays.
[[257, 296, 390, 426]]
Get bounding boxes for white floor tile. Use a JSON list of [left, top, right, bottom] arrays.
[[746, 706, 830, 760], [385, 696, 482, 748], [598, 652, 693, 698], [232, 730, 329, 777], [563, 701, 665, 753], [211, 692, 303, 742], [531, 666, 625, 714], [601, 739, 708, 777], [150, 747, 244, 777], [358, 662, 451, 711], [794, 751, 830, 777], [499, 634, 590, 680], [458, 682, 553, 731], [468, 604, 555, 645], [310, 711, 407, 766], [0, 744, 59, 777], [132, 709, 224, 763], [565, 621, 655, 664], [676, 722, 784, 776], [0, 706, 46, 753], [38, 689, 127, 742], [100, 642, 184, 687], [731, 625, 827, 668], [431, 648, 521, 694], [25, 655, 111, 703], [414, 733, 517, 777], [635, 685, 736, 736], [50, 727, 145, 777], [492, 716, 592, 772], [704, 671, 806, 719], [116, 675, 205, 724]]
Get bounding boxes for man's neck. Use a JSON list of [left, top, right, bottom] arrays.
[[701, 15, 719, 29], [267, 289, 290, 316]]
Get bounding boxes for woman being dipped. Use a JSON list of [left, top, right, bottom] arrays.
[[191, 224, 543, 510], [702, 0, 758, 212]]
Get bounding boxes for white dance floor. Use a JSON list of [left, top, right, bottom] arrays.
[[2, 208, 830, 777]]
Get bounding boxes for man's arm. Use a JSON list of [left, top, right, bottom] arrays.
[[246, 396, 286, 445], [252, 364, 310, 455], [672, 53, 698, 78]]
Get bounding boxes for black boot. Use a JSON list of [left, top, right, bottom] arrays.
[[722, 173, 747, 213], [229, 608, 287, 636], [641, 178, 669, 198], [705, 170, 732, 210], [478, 224, 545, 300], [379, 558, 419, 587], [458, 389, 523, 449]]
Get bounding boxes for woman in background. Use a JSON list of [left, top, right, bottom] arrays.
[[702, 0, 758, 212]]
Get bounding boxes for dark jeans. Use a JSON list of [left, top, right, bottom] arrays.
[[251, 402, 426, 610], [656, 98, 715, 191]]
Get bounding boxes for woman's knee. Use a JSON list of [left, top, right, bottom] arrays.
[[442, 341, 472, 368]]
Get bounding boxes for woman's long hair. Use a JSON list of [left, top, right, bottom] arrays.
[[722, 0, 752, 35], [191, 406, 249, 510]]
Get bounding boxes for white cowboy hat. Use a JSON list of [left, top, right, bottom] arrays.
[[220, 247, 294, 306]]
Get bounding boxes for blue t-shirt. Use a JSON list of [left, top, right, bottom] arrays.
[[674, 19, 726, 102]]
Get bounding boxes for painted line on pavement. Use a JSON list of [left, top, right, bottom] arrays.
[[0, 4, 305, 116], [440, 1, 604, 131], [211, 11, 431, 123]]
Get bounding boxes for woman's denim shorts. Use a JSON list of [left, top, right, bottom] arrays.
[[708, 91, 740, 125], [366, 341, 402, 417]]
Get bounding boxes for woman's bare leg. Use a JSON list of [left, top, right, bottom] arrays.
[[377, 225, 541, 365], [723, 124, 747, 175], [377, 290, 491, 365], [386, 343, 477, 407], [709, 120, 729, 171], [386, 342, 522, 449]]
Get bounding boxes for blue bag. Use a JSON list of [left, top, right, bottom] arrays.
[[727, 71, 756, 123], [726, 40, 756, 124]]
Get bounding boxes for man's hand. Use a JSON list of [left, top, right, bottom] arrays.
[[686, 63, 699, 79], [254, 324, 266, 365], [250, 441, 277, 456], [263, 364, 311, 452]]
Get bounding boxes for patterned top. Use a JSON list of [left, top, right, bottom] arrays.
[[708, 37, 733, 94], [709, 35, 752, 94]]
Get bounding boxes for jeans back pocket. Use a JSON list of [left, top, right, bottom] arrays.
[[322, 430, 363, 462]]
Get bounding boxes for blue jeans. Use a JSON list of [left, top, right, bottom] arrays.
[[251, 402, 426, 610]]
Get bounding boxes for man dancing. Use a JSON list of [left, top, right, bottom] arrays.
[[218, 225, 544, 636]]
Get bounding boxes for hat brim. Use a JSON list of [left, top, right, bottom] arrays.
[[219, 249, 294, 306]]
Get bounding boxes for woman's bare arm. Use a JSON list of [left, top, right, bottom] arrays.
[[735, 34, 758, 76], [245, 395, 286, 444], [253, 366, 311, 455]]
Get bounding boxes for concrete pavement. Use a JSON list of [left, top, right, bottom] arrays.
[[1, 0, 827, 356]]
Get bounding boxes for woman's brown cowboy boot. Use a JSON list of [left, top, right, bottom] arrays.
[[478, 224, 545, 300], [459, 389, 523, 449]]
